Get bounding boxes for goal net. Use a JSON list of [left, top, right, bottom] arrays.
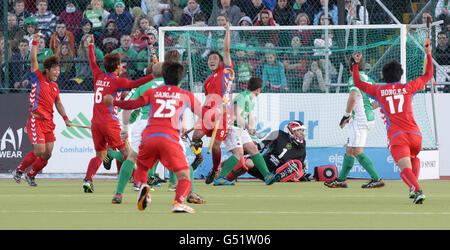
[[158, 24, 438, 150]]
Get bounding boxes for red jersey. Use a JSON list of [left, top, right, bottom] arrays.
[[88, 44, 153, 125], [203, 64, 234, 109], [352, 54, 433, 143], [29, 69, 61, 121], [113, 85, 208, 142]]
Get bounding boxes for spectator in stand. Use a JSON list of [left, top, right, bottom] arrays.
[[435, 0, 450, 22], [140, 0, 171, 27], [179, 0, 203, 26], [237, 0, 268, 24], [253, 9, 279, 46], [234, 42, 254, 91], [112, 34, 139, 79], [55, 41, 76, 91], [264, 0, 277, 10], [11, 39, 31, 92], [302, 60, 325, 92], [283, 35, 307, 91], [24, 0, 37, 14], [435, 31, 450, 66], [313, 0, 338, 25], [0, 36, 12, 89], [7, 13, 27, 54], [208, 0, 241, 26], [84, 0, 110, 38], [136, 33, 157, 75], [133, 15, 158, 40], [262, 43, 287, 91], [99, 18, 121, 54], [28, 34, 54, 72], [292, 0, 315, 25], [58, 0, 83, 37], [75, 18, 94, 48], [344, 0, 369, 25], [108, 0, 134, 35], [32, 0, 57, 42], [292, 13, 313, 46], [23, 16, 39, 50], [273, 0, 294, 26], [49, 20, 76, 54], [167, 0, 185, 25], [73, 34, 104, 91], [238, 16, 256, 45], [130, 27, 147, 53], [12, 0, 32, 28]]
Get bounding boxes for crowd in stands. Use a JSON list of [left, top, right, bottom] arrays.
[[0, 0, 449, 93]]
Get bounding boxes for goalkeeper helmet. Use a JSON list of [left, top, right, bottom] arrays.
[[287, 121, 306, 145]]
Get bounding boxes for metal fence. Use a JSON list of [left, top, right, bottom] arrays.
[[0, 0, 449, 93]]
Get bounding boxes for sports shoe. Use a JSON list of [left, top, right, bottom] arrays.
[[190, 156, 204, 170], [213, 177, 235, 186], [324, 179, 348, 188], [167, 182, 177, 191], [147, 175, 166, 186], [264, 172, 281, 185], [187, 192, 206, 204], [172, 201, 195, 213], [413, 190, 426, 204], [409, 188, 416, 199], [83, 178, 94, 193], [205, 168, 217, 184], [361, 178, 385, 188], [112, 193, 122, 204], [103, 153, 112, 170], [25, 175, 37, 187], [131, 183, 140, 191], [137, 184, 151, 211], [12, 169, 24, 183]]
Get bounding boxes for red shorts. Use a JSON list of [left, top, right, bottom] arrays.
[[389, 132, 422, 162], [196, 108, 232, 142], [26, 115, 56, 144], [91, 122, 125, 152], [136, 134, 189, 172]]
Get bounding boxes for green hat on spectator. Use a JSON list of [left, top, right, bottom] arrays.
[[25, 16, 38, 26], [114, 0, 125, 8]]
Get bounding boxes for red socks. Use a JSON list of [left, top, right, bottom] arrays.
[[18, 151, 37, 171], [133, 168, 148, 187], [85, 157, 103, 181], [175, 179, 192, 203], [211, 150, 221, 171], [400, 168, 421, 193], [26, 157, 48, 177], [411, 157, 420, 179]]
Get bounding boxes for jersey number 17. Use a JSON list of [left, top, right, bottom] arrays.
[[385, 95, 404, 114]]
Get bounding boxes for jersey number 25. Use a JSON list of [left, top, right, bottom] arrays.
[[154, 99, 176, 118]]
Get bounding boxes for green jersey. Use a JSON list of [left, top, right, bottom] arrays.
[[348, 71, 377, 125], [233, 89, 255, 128], [130, 77, 165, 122]]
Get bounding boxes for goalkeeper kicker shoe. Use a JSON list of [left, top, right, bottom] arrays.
[[137, 184, 152, 211], [187, 192, 206, 204], [361, 178, 385, 188], [172, 201, 195, 213], [83, 178, 94, 193], [324, 179, 348, 188], [265, 172, 281, 185], [12, 169, 24, 183]]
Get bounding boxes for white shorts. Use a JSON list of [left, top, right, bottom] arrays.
[[224, 126, 254, 152], [347, 119, 374, 147], [130, 119, 148, 153]]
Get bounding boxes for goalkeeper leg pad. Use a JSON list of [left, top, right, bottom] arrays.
[[226, 156, 248, 181]]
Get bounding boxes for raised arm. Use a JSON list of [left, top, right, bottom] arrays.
[[88, 35, 102, 76], [351, 53, 377, 97], [30, 32, 41, 72], [223, 21, 232, 67], [124, 73, 154, 89], [411, 45, 433, 92]]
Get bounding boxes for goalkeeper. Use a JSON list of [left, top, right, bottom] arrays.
[[324, 54, 384, 189], [245, 121, 309, 182]]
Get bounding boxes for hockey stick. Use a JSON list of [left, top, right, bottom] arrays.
[[207, 68, 235, 154], [68, 123, 91, 129]]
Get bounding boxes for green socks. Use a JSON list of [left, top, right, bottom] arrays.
[[115, 159, 135, 194], [356, 153, 380, 180], [219, 155, 239, 178], [338, 153, 380, 181], [250, 154, 269, 177], [108, 148, 124, 162]]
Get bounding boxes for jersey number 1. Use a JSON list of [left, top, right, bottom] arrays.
[[386, 95, 404, 114]]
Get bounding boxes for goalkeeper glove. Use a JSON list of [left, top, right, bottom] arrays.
[[339, 112, 351, 128]]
